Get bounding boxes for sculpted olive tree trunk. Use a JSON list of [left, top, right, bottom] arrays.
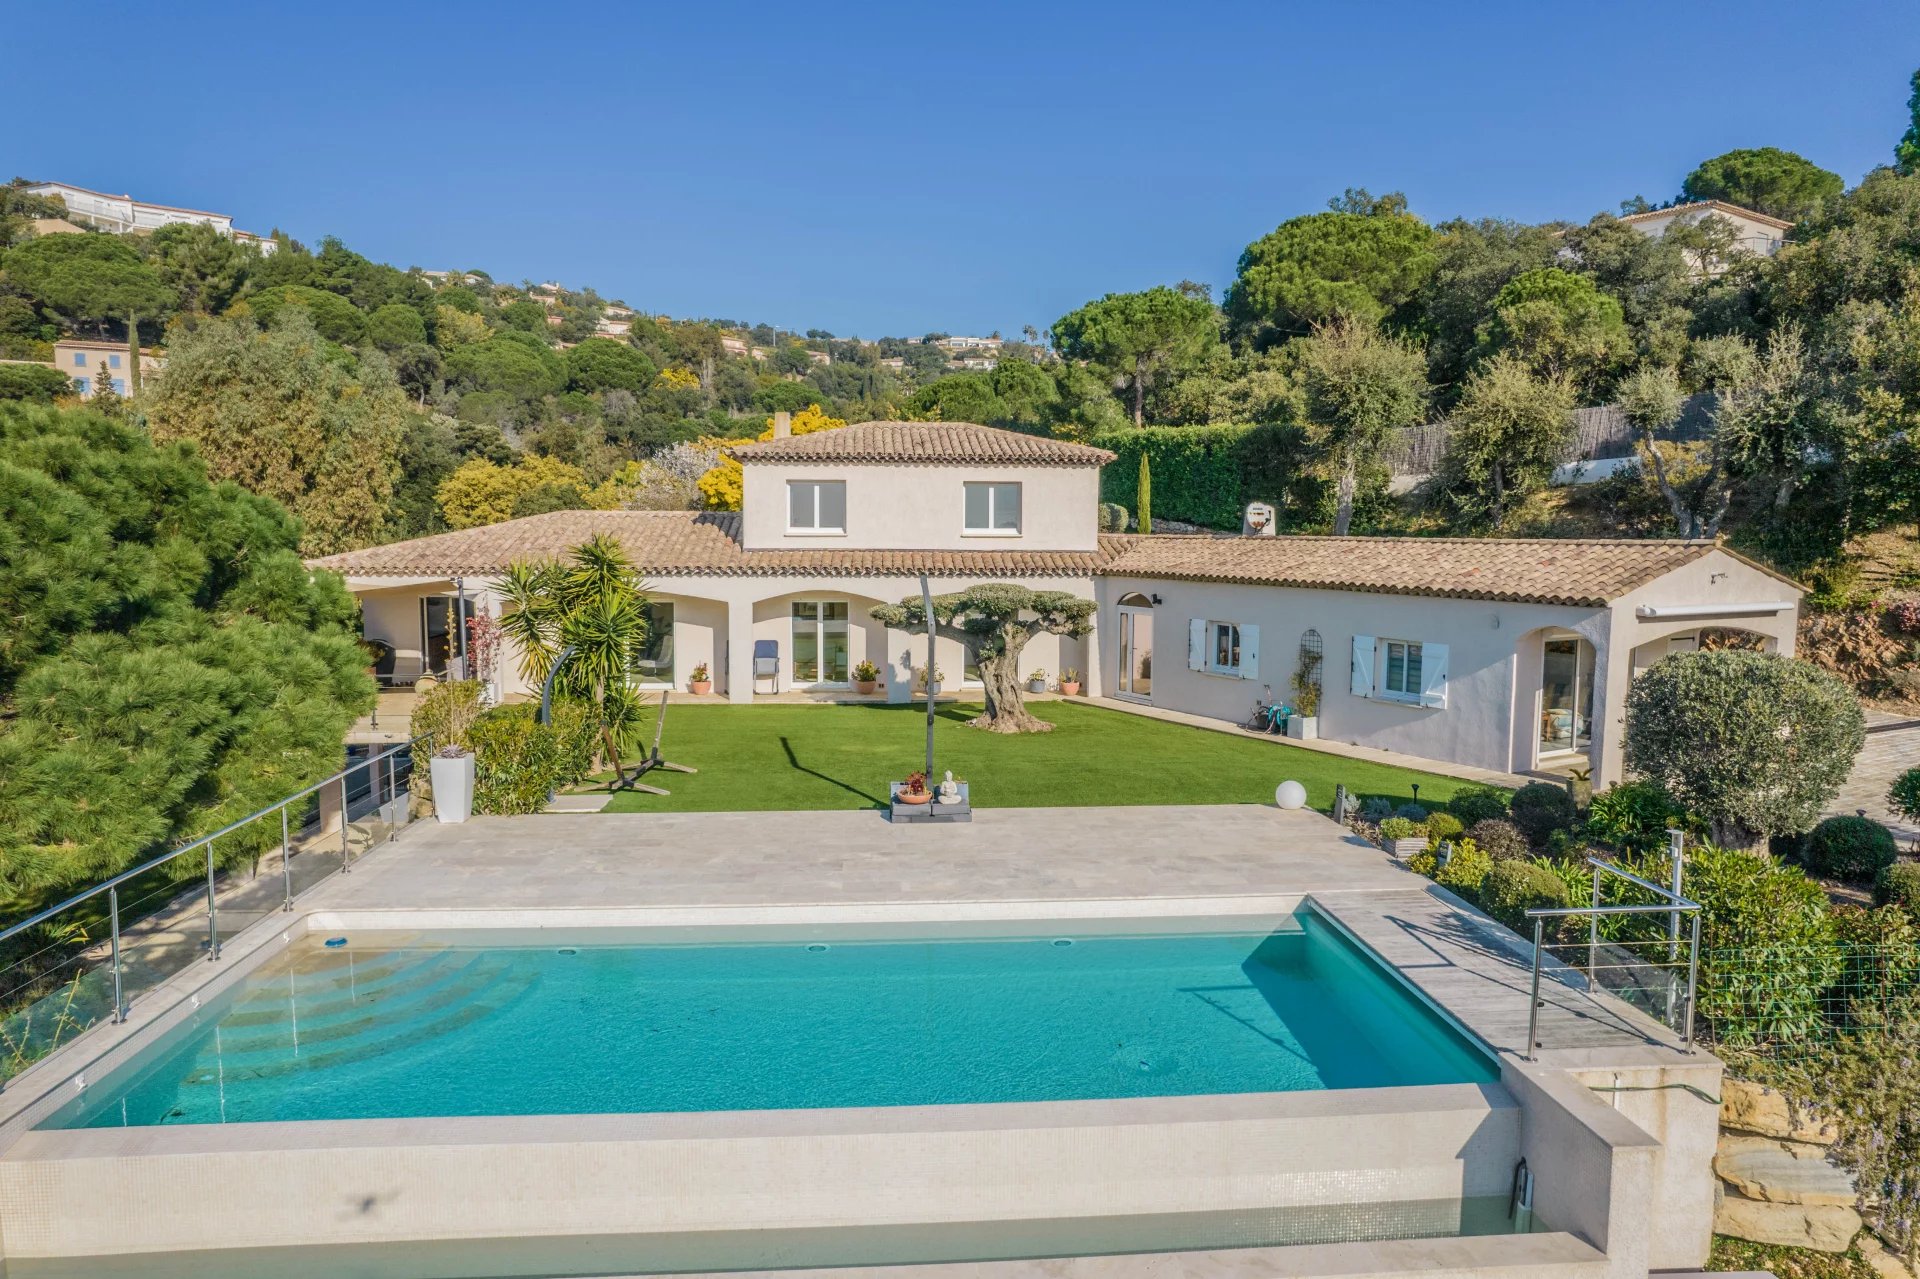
[[872, 584, 1097, 734]]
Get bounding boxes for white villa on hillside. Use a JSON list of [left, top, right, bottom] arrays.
[[309, 419, 1801, 786], [1618, 199, 1794, 271], [26, 180, 276, 252]]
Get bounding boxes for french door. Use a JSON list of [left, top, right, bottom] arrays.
[[1540, 636, 1595, 757], [1117, 605, 1154, 700], [792, 600, 850, 685]]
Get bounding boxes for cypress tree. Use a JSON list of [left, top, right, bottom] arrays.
[[1136, 452, 1152, 532]]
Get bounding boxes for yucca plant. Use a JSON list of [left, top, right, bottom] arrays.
[[497, 534, 652, 784]]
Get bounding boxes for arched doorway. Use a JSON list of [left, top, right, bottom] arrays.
[[1540, 633, 1597, 761], [1117, 592, 1154, 701]]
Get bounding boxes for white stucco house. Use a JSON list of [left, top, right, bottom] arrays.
[[1617, 199, 1794, 271], [308, 419, 1802, 787]]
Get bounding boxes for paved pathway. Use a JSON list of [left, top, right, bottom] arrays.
[[1829, 710, 1920, 843]]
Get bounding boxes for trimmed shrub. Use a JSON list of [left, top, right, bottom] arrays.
[[1434, 839, 1493, 897], [1405, 850, 1438, 878], [1510, 782, 1578, 846], [1448, 785, 1511, 827], [1481, 860, 1572, 933], [1394, 803, 1429, 822], [466, 702, 596, 815], [1378, 816, 1425, 841], [1467, 818, 1531, 863], [1876, 862, 1920, 921], [1359, 796, 1396, 822], [1425, 812, 1464, 843], [1625, 650, 1865, 846], [1097, 502, 1130, 533], [1890, 766, 1920, 826], [1805, 815, 1898, 883]]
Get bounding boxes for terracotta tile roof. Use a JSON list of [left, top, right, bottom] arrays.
[[305, 510, 1124, 579], [1101, 535, 1794, 607], [728, 421, 1115, 467], [307, 514, 1797, 607], [1617, 199, 1795, 232]]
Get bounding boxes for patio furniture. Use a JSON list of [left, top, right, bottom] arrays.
[[753, 640, 779, 694]]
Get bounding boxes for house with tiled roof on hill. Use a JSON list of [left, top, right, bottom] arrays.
[[309, 417, 1802, 786]]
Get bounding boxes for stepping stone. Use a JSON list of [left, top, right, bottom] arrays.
[[545, 793, 612, 813], [1716, 1136, 1857, 1206]]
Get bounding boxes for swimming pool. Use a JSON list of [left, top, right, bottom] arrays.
[[45, 911, 1495, 1129]]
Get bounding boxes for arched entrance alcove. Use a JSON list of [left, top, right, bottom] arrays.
[[1116, 592, 1154, 701]]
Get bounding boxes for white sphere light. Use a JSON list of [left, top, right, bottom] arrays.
[[1274, 780, 1308, 810]]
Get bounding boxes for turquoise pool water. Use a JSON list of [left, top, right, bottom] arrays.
[[47, 914, 1494, 1128]]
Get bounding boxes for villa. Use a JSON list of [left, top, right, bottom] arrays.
[[311, 417, 1802, 786]]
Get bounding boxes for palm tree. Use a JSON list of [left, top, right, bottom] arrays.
[[497, 534, 652, 783]]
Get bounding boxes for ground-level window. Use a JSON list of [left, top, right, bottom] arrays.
[[1351, 634, 1448, 708], [787, 480, 846, 533], [963, 481, 1021, 534], [1213, 623, 1242, 675]]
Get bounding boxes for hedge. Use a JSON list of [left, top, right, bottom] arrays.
[[1087, 423, 1389, 532]]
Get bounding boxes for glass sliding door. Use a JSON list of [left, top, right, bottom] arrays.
[[1540, 637, 1595, 757], [792, 600, 850, 685], [634, 602, 674, 686]]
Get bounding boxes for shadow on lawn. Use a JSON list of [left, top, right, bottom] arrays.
[[778, 736, 889, 807]]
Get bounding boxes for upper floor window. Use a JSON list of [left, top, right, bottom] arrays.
[[787, 479, 846, 534], [963, 481, 1021, 534], [72, 352, 87, 367]]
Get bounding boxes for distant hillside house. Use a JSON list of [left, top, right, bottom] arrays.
[[309, 418, 1800, 788], [1619, 200, 1793, 271], [52, 338, 164, 398], [26, 181, 276, 253]]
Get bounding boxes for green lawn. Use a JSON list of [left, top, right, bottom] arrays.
[[595, 700, 1487, 814]]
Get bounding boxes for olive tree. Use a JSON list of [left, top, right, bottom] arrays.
[[1624, 650, 1864, 848], [871, 584, 1095, 734]]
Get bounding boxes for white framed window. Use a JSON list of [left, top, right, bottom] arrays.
[[1382, 640, 1423, 697], [1351, 634, 1448, 708], [787, 479, 846, 534], [963, 481, 1021, 534], [1188, 619, 1259, 679]]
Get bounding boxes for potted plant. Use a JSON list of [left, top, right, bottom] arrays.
[[1377, 816, 1428, 859], [852, 659, 882, 695], [1058, 667, 1081, 696], [1028, 669, 1048, 694], [1288, 652, 1321, 740], [689, 662, 712, 695], [895, 769, 932, 805], [916, 664, 944, 698], [429, 743, 476, 824]]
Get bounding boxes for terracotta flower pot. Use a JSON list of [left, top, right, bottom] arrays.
[[897, 787, 932, 805], [689, 679, 712, 695], [854, 680, 879, 695], [1059, 681, 1081, 696]]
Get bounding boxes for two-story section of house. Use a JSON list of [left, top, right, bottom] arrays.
[[310, 417, 1801, 788]]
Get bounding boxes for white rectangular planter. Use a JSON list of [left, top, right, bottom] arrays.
[[429, 753, 476, 823], [1287, 715, 1319, 741]]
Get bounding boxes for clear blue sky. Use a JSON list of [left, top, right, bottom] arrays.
[[8, 1, 1918, 337]]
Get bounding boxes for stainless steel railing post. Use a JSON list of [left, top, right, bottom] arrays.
[[204, 840, 220, 961], [1588, 868, 1600, 976], [1526, 917, 1544, 1062], [109, 885, 124, 1023], [340, 770, 352, 874], [1683, 912, 1702, 1051], [280, 806, 293, 911], [385, 749, 398, 842]]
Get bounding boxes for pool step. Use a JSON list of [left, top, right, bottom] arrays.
[[220, 950, 491, 1028]]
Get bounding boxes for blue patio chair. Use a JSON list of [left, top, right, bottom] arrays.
[[753, 640, 779, 694]]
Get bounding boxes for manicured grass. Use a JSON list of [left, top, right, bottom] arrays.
[[596, 700, 1486, 814]]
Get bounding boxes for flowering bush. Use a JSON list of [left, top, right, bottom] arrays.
[[1891, 597, 1920, 634]]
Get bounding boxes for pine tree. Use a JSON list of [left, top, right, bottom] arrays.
[[1899, 69, 1920, 175]]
